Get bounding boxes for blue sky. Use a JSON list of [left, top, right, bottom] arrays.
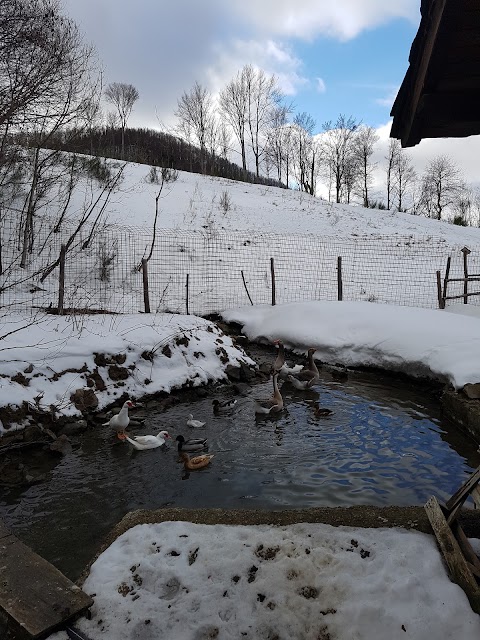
[[289, 19, 418, 130]]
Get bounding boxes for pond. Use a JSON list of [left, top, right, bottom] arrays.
[[0, 368, 478, 581]]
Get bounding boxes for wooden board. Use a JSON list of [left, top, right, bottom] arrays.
[[0, 522, 93, 639], [445, 466, 480, 511], [425, 496, 480, 614]]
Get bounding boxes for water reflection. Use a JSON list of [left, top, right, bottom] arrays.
[[0, 371, 479, 580]]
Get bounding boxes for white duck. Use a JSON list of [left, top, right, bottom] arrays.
[[287, 348, 320, 390], [103, 400, 134, 437], [273, 340, 304, 379], [125, 430, 171, 450], [254, 372, 284, 415], [187, 414, 206, 428]]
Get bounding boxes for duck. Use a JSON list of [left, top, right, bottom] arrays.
[[273, 340, 304, 379], [212, 399, 237, 415], [176, 435, 208, 452], [180, 451, 214, 470], [124, 430, 171, 450], [103, 400, 134, 437], [187, 414, 206, 428], [287, 348, 320, 390], [314, 406, 333, 418], [254, 372, 284, 415]]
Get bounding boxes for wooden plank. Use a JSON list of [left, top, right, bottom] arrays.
[[471, 486, 480, 509], [452, 521, 480, 573], [425, 496, 480, 614], [0, 526, 93, 639], [446, 466, 480, 511]]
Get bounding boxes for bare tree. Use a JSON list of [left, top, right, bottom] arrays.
[[321, 115, 359, 203], [291, 112, 319, 195], [244, 65, 282, 178], [105, 82, 139, 159], [265, 104, 292, 184], [175, 81, 216, 174], [385, 139, 401, 210], [219, 68, 249, 171], [353, 125, 379, 207], [419, 155, 465, 220], [394, 151, 416, 212]]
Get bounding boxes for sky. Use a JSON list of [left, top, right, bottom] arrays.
[[61, 0, 480, 184]]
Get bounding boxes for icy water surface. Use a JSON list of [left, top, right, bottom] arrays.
[[1, 371, 479, 579]]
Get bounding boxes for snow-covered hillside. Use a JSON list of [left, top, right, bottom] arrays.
[[71, 160, 480, 243]]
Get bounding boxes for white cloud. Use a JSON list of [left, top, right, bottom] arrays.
[[206, 39, 308, 98], [228, 0, 419, 41], [316, 77, 327, 93]]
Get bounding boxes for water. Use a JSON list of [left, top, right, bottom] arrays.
[[0, 371, 478, 580]]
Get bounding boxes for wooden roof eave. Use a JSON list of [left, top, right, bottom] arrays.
[[390, 0, 447, 147]]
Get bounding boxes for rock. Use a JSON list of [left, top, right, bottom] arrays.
[[94, 353, 109, 367], [232, 383, 251, 396], [108, 365, 129, 381], [463, 383, 480, 399], [88, 369, 107, 391], [49, 434, 72, 456], [11, 372, 30, 386], [225, 365, 242, 381], [71, 388, 99, 411], [22, 425, 42, 442], [114, 353, 127, 364], [259, 362, 272, 376], [233, 335, 249, 346], [161, 345, 172, 358], [59, 420, 88, 436], [239, 362, 256, 381], [24, 363, 34, 374]]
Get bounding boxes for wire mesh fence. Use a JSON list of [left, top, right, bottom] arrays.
[[1, 210, 480, 316]]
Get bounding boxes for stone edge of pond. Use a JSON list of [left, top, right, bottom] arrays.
[[78, 506, 480, 586]]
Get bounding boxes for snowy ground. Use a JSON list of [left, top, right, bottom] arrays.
[[47, 520, 480, 640], [2, 300, 480, 426], [223, 300, 480, 390], [0, 312, 253, 430], [69, 162, 480, 242]]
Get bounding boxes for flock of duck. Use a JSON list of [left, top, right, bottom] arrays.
[[102, 341, 332, 471]]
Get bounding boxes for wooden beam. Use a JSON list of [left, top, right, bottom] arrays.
[[400, 0, 447, 147], [446, 467, 480, 512], [0, 522, 93, 639], [425, 496, 480, 614], [419, 92, 480, 123]]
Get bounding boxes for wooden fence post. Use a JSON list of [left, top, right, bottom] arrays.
[[442, 256, 451, 300], [241, 270, 254, 305], [141, 259, 151, 313], [437, 270, 445, 309], [462, 247, 471, 304], [337, 256, 343, 301], [270, 257, 276, 306], [58, 244, 66, 315], [186, 273, 190, 315]]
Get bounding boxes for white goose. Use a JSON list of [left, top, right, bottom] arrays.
[[125, 430, 171, 450], [103, 400, 134, 437], [254, 372, 284, 415], [273, 340, 304, 379], [287, 348, 320, 390]]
